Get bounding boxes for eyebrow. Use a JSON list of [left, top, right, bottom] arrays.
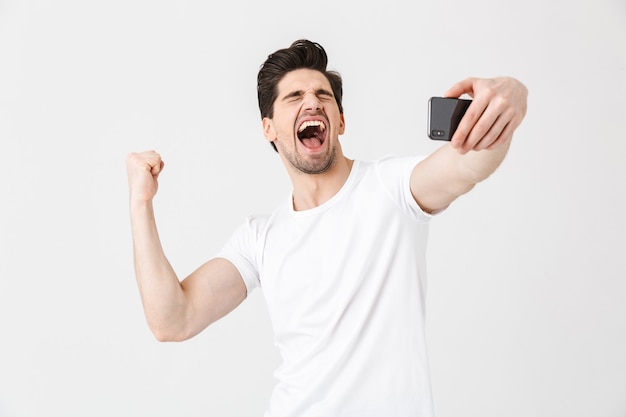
[[281, 88, 334, 101]]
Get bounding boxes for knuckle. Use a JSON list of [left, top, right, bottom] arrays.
[[496, 96, 511, 114]]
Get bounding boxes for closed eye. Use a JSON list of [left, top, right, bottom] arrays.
[[283, 91, 303, 103], [316, 89, 334, 100], [282, 89, 334, 103]]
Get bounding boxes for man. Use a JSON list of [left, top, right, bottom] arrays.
[[126, 39, 527, 417]]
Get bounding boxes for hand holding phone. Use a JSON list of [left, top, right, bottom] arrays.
[[427, 97, 472, 141]]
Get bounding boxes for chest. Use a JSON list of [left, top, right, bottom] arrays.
[[257, 187, 419, 340]]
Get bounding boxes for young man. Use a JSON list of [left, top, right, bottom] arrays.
[[126, 39, 527, 416]]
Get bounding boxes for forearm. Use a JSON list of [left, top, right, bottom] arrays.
[[455, 139, 511, 185], [411, 141, 511, 214], [130, 201, 188, 340]]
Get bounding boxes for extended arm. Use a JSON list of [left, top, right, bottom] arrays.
[[127, 151, 246, 342], [411, 77, 528, 213]]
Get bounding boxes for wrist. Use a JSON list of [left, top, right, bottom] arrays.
[[129, 198, 154, 214]]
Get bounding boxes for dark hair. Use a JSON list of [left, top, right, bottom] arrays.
[[257, 39, 344, 152]]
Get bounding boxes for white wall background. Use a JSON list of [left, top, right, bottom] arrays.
[[1, 0, 625, 416]]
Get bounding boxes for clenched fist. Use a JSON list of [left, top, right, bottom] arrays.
[[126, 150, 165, 203]]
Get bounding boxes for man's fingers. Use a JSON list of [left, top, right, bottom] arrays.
[[485, 121, 515, 151], [465, 98, 508, 149], [471, 90, 524, 151], [474, 115, 508, 151], [450, 97, 488, 150], [444, 77, 476, 99], [127, 151, 164, 176], [149, 159, 165, 176], [448, 77, 527, 154], [154, 160, 165, 175]]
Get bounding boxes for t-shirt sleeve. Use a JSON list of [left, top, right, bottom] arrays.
[[375, 155, 435, 223], [215, 216, 263, 294]]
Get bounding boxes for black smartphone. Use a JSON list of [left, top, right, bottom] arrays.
[[428, 97, 472, 141]]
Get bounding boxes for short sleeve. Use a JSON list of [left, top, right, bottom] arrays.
[[215, 215, 265, 294], [374, 155, 434, 223]]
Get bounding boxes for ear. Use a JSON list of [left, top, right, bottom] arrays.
[[339, 114, 346, 135], [262, 117, 276, 143]]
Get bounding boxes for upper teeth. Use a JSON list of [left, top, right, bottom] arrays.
[[298, 120, 326, 133]]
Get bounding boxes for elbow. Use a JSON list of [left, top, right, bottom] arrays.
[[151, 327, 188, 343], [152, 329, 180, 343], [148, 320, 191, 343]]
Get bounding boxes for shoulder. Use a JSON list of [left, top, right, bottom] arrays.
[[229, 213, 272, 249], [243, 213, 271, 232], [236, 197, 292, 242], [359, 155, 432, 221]]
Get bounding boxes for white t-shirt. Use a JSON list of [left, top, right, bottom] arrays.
[[218, 155, 435, 417]]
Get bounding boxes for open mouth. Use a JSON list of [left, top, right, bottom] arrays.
[[297, 120, 327, 149]]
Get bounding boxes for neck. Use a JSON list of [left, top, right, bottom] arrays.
[[289, 156, 354, 211]]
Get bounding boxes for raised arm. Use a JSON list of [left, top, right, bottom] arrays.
[[411, 77, 528, 213], [126, 151, 247, 342]]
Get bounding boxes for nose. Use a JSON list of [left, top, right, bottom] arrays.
[[302, 91, 322, 112]]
